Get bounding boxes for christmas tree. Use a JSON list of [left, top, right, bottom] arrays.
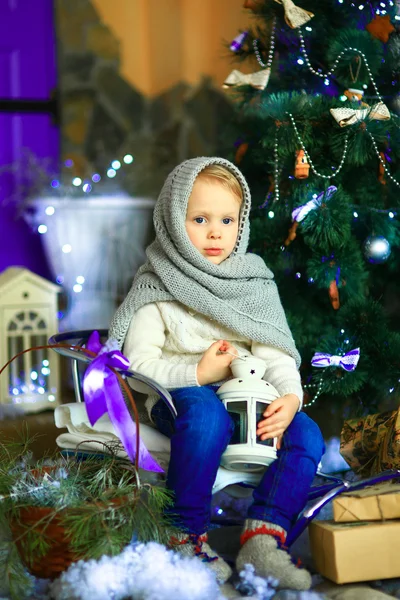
[[223, 0, 400, 425]]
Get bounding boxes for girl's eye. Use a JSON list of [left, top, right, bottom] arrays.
[[222, 218, 233, 225], [194, 217, 206, 224]]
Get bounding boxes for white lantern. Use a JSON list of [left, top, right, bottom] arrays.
[[0, 268, 61, 413], [217, 356, 279, 472]]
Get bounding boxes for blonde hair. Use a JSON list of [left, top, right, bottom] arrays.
[[197, 165, 243, 204]]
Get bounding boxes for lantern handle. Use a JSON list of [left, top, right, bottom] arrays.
[[220, 350, 246, 361]]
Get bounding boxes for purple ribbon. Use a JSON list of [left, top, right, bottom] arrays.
[[311, 348, 360, 372], [83, 331, 163, 472], [292, 186, 337, 223]]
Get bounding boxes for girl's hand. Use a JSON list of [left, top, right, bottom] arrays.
[[197, 340, 237, 385], [256, 394, 300, 443]]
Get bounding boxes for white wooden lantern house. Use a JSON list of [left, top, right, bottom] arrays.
[[217, 356, 279, 473], [0, 268, 61, 412]]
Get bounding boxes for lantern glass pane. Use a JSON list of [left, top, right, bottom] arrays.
[[256, 401, 274, 447], [7, 335, 24, 397], [226, 401, 247, 444], [30, 334, 50, 393]]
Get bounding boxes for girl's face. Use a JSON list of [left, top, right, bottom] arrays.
[[185, 177, 240, 265]]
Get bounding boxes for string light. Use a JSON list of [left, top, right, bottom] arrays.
[[9, 361, 53, 402], [52, 154, 135, 195], [303, 378, 324, 406]]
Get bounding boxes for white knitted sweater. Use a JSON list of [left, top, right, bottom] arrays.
[[124, 301, 303, 417]]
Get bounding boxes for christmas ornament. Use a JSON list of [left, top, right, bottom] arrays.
[[311, 348, 360, 371], [217, 356, 279, 471], [223, 68, 271, 90], [366, 14, 395, 44], [330, 101, 391, 127], [230, 31, 248, 52], [344, 88, 363, 103], [235, 142, 249, 165], [273, 0, 314, 29], [243, 0, 261, 8], [294, 149, 310, 178], [344, 88, 368, 107], [328, 279, 340, 310], [363, 235, 391, 263], [285, 186, 337, 247], [378, 151, 387, 185]]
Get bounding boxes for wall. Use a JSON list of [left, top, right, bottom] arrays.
[[92, 0, 253, 96], [57, 0, 241, 197]]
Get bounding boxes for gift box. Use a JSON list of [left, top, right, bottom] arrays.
[[333, 482, 400, 522], [309, 519, 400, 584]]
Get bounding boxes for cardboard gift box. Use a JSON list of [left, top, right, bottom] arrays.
[[309, 519, 400, 584], [333, 482, 400, 522]]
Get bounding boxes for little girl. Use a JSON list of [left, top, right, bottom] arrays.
[[110, 157, 324, 590]]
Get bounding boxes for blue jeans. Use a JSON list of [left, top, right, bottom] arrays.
[[151, 385, 325, 535]]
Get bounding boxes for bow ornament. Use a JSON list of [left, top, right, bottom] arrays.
[[311, 348, 360, 372], [292, 185, 337, 223], [223, 68, 271, 90], [274, 0, 314, 28], [284, 186, 337, 246], [330, 101, 391, 128], [83, 331, 163, 472]]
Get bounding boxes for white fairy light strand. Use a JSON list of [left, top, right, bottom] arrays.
[[253, 19, 276, 68], [303, 378, 324, 406], [287, 112, 350, 179]]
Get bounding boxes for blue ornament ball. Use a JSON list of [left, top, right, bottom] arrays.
[[363, 235, 391, 264]]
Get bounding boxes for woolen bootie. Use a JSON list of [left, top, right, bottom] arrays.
[[236, 519, 312, 591], [168, 531, 232, 583]]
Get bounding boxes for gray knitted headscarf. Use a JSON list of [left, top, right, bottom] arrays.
[[109, 157, 300, 367]]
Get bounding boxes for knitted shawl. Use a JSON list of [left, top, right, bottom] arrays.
[[109, 157, 301, 367]]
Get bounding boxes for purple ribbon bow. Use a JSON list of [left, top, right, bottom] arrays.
[[292, 186, 337, 223], [311, 348, 360, 372], [83, 331, 163, 472]]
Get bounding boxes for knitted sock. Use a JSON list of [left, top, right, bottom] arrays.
[[236, 519, 312, 591], [168, 531, 232, 584]]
